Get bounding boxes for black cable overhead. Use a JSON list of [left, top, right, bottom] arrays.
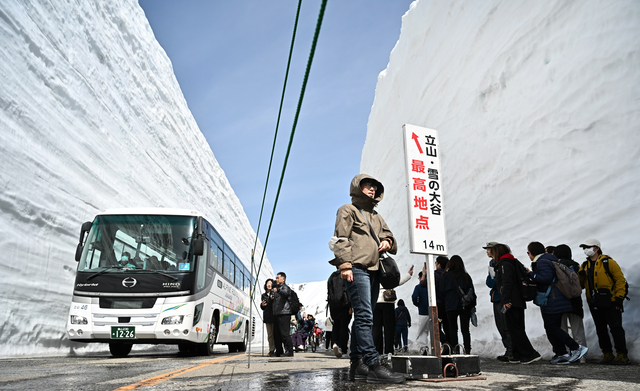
[[251, 0, 328, 296]]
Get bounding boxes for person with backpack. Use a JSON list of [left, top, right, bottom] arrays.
[[327, 269, 352, 358], [554, 244, 587, 363], [271, 271, 294, 357], [525, 242, 588, 364], [577, 239, 630, 365], [438, 255, 475, 355], [329, 174, 404, 384], [394, 299, 411, 353], [492, 243, 541, 364], [484, 242, 513, 362]]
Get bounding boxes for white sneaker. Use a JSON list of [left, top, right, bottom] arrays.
[[569, 345, 588, 363], [333, 344, 342, 358]]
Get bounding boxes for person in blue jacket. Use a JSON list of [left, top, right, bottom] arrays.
[[484, 242, 512, 361], [526, 242, 588, 364], [411, 269, 430, 349]]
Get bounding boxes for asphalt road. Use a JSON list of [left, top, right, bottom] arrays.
[[0, 346, 638, 390]]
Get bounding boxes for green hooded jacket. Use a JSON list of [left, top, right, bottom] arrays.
[[330, 174, 397, 271]]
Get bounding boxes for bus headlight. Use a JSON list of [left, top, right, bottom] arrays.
[[161, 315, 184, 325], [70, 315, 88, 325]]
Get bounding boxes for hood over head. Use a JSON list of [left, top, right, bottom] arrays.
[[350, 173, 384, 209]]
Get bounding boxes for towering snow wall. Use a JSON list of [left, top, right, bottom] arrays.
[[0, 1, 273, 357], [363, 0, 640, 358]]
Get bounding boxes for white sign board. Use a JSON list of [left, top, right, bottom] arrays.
[[402, 124, 448, 255]]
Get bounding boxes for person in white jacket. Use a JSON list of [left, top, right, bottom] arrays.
[[373, 266, 414, 355]]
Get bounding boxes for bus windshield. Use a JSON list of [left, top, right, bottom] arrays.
[[78, 214, 197, 273]]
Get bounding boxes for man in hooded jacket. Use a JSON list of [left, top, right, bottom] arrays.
[[330, 174, 404, 384]]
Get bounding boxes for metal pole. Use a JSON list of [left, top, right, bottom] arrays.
[[425, 254, 441, 356], [247, 250, 255, 369]]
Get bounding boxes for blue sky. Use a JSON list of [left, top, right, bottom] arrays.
[[139, 1, 414, 284]]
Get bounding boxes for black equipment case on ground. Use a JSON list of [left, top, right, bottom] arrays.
[[391, 354, 481, 379]]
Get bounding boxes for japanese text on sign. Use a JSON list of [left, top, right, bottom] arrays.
[[402, 124, 448, 255]]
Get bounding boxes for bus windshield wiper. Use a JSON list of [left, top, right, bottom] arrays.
[[87, 266, 125, 280], [147, 270, 179, 281]]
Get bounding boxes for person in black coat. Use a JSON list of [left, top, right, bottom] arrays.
[[493, 244, 540, 364], [554, 244, 587, 357], [261, 278, 276, 356], [394, 299, 411, 352], [438, 255, 475, 355], [271, 272, 294, 356]]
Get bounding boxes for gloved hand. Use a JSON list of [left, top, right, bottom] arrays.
[[614, 297, 624, 309], [578, 269, 586, 278], [488, 265, 495, 279]]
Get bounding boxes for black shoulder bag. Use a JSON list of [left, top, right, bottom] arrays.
[[358, 209, 400, 289]]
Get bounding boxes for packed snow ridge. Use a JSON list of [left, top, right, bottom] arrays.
[[0, 0, 273, 357], [363, 0, 640, 359]]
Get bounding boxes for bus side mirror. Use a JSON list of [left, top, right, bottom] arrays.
[[193, 238, 204, 256], [75, 221, 92, 262], [75, 243, 84, 263]]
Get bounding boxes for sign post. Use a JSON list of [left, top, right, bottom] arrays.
[[402, 124, 448, 357]]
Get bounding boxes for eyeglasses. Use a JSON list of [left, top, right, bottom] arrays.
[[362, 183, 377, 191]]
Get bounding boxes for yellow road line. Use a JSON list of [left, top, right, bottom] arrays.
[[114, 354, 245, 390]]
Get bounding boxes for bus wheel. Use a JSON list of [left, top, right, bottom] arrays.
[[200, 314, 219, 356], [237, 323, 248, 352], [109, 343, 132, 358]]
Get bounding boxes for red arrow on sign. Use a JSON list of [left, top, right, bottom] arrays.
[[411, 133, 423, 154]]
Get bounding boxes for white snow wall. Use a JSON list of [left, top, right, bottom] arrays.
[[363, 0, 640, 358], [0, 1, 273, 357]]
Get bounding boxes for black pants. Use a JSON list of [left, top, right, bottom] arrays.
[[437, 303, 449, 345], [505, 306, 537, 359], [325, 331, 332, 349], [330, 305, 351, 353], [273, 315, 293, 354], [446, 309, 471, 354], [589, 305, 627, 354], [542, 312, 579, 355], [373, 302, 396, 354]]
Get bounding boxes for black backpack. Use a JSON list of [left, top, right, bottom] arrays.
[[288, 289, 302, 312], [451, 273, 477, 309], [503, 258, 537, 301], [327, 271, 350, 308]]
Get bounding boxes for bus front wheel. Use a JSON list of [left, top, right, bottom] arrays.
[[200, 314, 219, 356], [109, 342, 132, 358]]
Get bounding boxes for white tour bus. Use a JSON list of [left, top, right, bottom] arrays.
[[66, 208, 255, 357]]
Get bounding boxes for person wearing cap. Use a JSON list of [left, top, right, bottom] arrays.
[[577, 239, 630, 365], [484, 242, 512, 362]]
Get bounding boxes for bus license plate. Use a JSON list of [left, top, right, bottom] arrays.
[[111, 326, 135, 339]]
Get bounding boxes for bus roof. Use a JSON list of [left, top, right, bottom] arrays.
[[97, 208, 203, 217]]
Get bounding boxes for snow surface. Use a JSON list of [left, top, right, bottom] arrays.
[[363, 0, 640, 359], [0, 1, 273, 357]]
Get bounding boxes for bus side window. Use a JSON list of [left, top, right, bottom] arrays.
[[223, 253, 234, 284], [236, 271, 244, 290], [209, 245, 222, 273]]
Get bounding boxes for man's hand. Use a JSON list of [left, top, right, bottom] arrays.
[[378, 240, 391, 252], [341, 269, 353, 282], [408, 265, 414, 276]]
